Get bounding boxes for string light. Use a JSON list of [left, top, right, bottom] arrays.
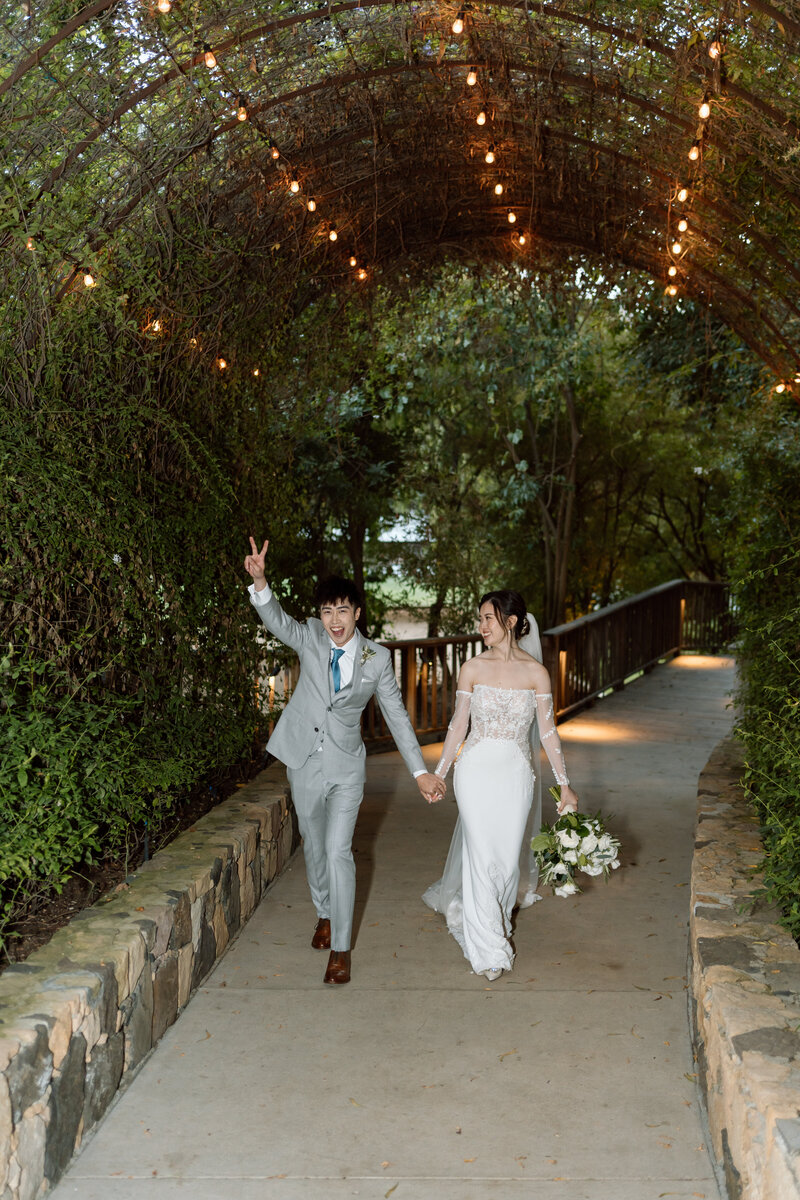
[[253, 368, 260, 377], [708, 39, 723, 59], [349, 256, 357, 267], [236, 98, 248, 122], [307, 197, 317, 212], [217, 357, 227, 370], [151, 319, 162, 333], [698, 97, 711, 120], [668, 264, 677, 277], [665, 284, 678, 296], [677, 219, 688, 233], [26, 237, 34, 250], [688, 141, 700, 161], [271, 144, 280, 160], [83, 272, 96, 288], [357, 268, 368, 281], [476, 110, 486, 126], [289, 175, 300, 193], [507, 209, 516, 224], [775, 382, 786, 393], [677, 187, 689, 202], [518, 233, 527, 246], [671, 240, 683, 255], [452, 11, 465, 35], [494, 182, 504, 195], [485, 145, 495, 164], [189, 337, 198, 347], [466, 69, 477, 86], [156, 0, 171, 11], [329, 228, 338, 242], [203, 44, 217, 69]]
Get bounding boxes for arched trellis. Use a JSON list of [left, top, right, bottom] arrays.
[[3, 0, 800, 379]]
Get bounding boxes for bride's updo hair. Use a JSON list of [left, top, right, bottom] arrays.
[[479, 590, 531, 640]]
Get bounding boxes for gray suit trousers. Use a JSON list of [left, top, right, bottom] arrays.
[[287, 754, 363, 951]]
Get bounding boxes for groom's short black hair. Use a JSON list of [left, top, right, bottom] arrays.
[[313, 575, 362, 611]]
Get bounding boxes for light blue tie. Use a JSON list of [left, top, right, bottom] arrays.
[[331, 647, 345, 693]]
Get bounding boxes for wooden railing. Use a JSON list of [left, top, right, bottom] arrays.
[[362, 579, 734, 744]]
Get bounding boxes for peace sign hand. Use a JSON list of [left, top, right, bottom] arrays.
[[244, 536, 269, 587]]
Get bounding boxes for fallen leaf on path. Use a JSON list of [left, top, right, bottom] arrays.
[[385, 1185, 398, 1198], [381, 1161, 391, 1169], [349, 1097, 363, 1107], [630, 1026, 643, 1039], [463, 1158, 476, 1163], [499, 1048, 518, 1061], [198, 1031, 211, 1041], [684, 1072, 697, 1082]]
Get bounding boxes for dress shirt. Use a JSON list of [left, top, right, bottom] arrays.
[[248, 581, 427, 778]]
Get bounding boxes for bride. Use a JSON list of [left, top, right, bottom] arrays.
[[423, 590, 580, 980]]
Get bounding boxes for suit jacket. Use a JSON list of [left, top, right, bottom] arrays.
[[251, 590, 427, 780]]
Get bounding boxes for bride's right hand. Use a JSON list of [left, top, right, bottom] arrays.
[[557, 785, 579, 815]]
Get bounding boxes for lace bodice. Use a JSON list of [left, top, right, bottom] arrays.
[[434, 684, 570, 785]]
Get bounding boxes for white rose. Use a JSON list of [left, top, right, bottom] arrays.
[[597, 833, 613, 851], [579, 833, 598, 854], [611, 859, 620, 869], [581, 863, 605, 876], [556, 829, 580, 849], [554, 879, 579, 897], [551, 862, 569, 876], [564, 849, 579, 864]]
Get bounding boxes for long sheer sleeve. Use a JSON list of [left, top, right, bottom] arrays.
[[535, 692, 570, 785], [434, 690, 472, 779]]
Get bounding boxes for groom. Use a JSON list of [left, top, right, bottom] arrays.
[[244, 537, 445, 985]]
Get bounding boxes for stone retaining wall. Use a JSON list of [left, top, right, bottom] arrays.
[[690, 738, 800, 1200], [0, 763, 298, 1200]]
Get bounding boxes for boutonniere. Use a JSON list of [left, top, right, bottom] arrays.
[[360, 646, 376, 667]]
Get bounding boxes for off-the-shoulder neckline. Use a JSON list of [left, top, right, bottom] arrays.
[[457, 683, 552, 695]]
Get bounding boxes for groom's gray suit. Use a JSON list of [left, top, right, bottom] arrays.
[[249, 585, 427, 950]]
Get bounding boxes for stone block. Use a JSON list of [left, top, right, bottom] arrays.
[[120, 960, 154, 1074], [151, 954, 179, 1045], [191, 917, 216, 990], [4, 1024, 52, 1125], [167, 891, 192, 949], [83, 1032, 124, 1132], [44, 1033, 86, 1183], [16, 1105, 47, 1200], [0, 1074, 11, 1192], [176, 944, 193, 1010]]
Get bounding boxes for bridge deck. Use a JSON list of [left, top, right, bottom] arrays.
[[54, 655, 735, 1200]]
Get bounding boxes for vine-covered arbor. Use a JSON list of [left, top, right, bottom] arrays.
[[3, 0, 800, 378]]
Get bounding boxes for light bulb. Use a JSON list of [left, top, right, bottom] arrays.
[[466, 69, 477, 86], [253, 368, 260, 377], [476, 110, 486, 126], [688, 142, 699, 161], [26, 237, 34, 250], [189, 337, 198, 347], [708, 40, 723, 59], [152, 319, 162, 333], [157, 0, 171, 12], [507, 210, 516, 224], [672, 240, 682, 255], [271, 145, 280, 160], [83, 272, 95, 288], [217, 357, 227, 370], [203, 44, 217, 69], [329, 228, 338, 242], [666, 284, 678, 296], [518, 234, 526, 246], [357, 268, 367, 281], [698, 100, 711, 120], [452, 13, 464, 35], [494, 182, 503, 195], [775, 382, 786, 393], [236, 104, 248, 122], [668, 264, 677, 277], [307, 198, 316, 212], [677, 187, 689, 202], [485, 146, 495, 164], [290, 176, 300, 193], [677, 218, 688, 232], [349, 256, 357, 267]]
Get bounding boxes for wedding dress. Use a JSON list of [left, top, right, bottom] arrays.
[[422, 682, 571, 975]]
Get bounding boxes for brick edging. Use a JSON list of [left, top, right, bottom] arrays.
[[0, 763, 298, 1199], [690, 737, 800, 1200]]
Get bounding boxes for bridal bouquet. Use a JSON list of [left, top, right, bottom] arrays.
[[531, 790, 621, 897]]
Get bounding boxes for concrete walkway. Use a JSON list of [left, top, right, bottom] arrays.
[[54, 655, 735, 1200]]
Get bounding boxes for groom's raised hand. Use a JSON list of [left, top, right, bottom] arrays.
[[244, 536, 269, 590]]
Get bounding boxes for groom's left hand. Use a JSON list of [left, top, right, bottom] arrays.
[[416, 772, 445, 804]]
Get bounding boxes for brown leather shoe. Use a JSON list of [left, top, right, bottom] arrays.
[[323, 950, 351, 985], [311, 918, 331, 950]]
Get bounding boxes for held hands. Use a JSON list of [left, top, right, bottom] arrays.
[[244, 536, 269, 589], [417, 772, 446, 805]]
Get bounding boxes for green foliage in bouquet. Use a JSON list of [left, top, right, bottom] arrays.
[[531, 789, 621, 896]]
